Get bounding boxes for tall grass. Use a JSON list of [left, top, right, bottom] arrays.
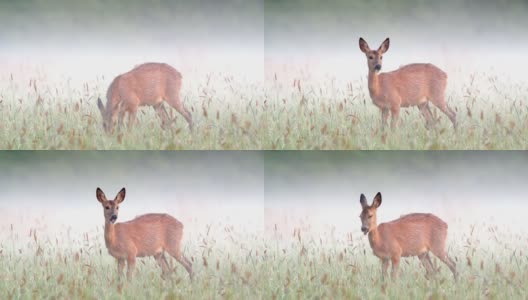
[[0, 219, 526, 299], [1, 71, 527, 149]]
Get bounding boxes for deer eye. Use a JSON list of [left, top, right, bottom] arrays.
[[368, 215, 373, 219], [369, 56, 374, 60], [105, 206, 110, 210], [116, 207, 119, 210], [380, 56, 383, 59]]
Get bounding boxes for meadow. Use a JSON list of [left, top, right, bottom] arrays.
[[1, 68, 527, 150], [0, 219, 526, 299]]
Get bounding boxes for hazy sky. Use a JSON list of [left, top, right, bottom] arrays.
[[264, 151, 528, 237], [0, 0, 264, 88], [2, 0, 526, 99], [0, 151, 264, 241], [2, 151, 526, 243], [265, 0, 528, 85]]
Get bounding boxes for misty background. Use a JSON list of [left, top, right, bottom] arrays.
[[0, 0, 264, 98], [264, 151, 528, 245], [0, 151, 264, 247], [265, 0, 528, 94], [2, 0, 526, 103], [1, 151, 527, 250]]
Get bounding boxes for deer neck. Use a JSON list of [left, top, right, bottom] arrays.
[[368, 71, 381, 99], [367, 225, 382, 250], [104, 221, 117, 249]]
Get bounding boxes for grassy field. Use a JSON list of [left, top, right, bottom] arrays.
[[1, 70, 527, 150], [0, 220, 526, 299]]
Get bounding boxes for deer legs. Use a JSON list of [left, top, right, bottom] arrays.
[[154, 103, 175, 129], [117, 258, 126, 279], [418, 252, 436, 279], [380, 105, 400, 130], [418, 103, 436, 129], [126, 255, 136, 279], [381, 258, 390, 280], [380, 256, 400, 280], [166, 96, 193, 131], [155, 253, 172, 279], [381, 108, 390, 130]]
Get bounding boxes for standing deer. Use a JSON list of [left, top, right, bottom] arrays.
[[97, 62, 193, 133], [359, 192, 457, 280], [96, 187, 193, 280], [359, 37, 457, 130]]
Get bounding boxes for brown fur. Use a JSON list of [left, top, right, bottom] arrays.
[[96, 187, 193, 280], [359, 193, 457, 280], [97, 63, 193, 133], [359, 37, 456, 129]]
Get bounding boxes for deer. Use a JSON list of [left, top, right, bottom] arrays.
[[359, 192, 457, 281], [97, 62, 193, 133], [95, 187, 193, 280], [359, 37, 457, 130]]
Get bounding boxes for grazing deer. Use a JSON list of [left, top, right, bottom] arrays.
[[359, 38, 457, 130], [359, 192, 457, 280], [96, 187, 193, 280], [97, 62, 193, 133]]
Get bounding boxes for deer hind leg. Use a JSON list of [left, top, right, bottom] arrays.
[[154, 253, 172, 279], [418, 103, 435, 129], [154, 103, 173, 129], [431, 248, 458, 280], [431, 96, 457, 129], [438, 253, 458, 280], [166, 92, 193, 131], [418, 253, 436, 279], [166, 246, 193, 279]]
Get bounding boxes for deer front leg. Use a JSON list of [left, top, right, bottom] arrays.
[[381, 258, 390, 281], [391, 256, 400, 280], [390, 105, 400, 129], [126, 255, 136, 279], [127, 109, 138, 130], [380, 108, 389, 130], [118, 109, 126, 131], [117, 258, 126, 279]]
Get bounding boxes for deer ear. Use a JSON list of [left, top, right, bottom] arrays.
[[97, 98, 105, 114], [96, 188, 107, 203], [359, 37, 371, 53], [360, 194, 368, 208], [115, 188, 126, 204], [372, 192, 382, 208], [378, 38, 390, 54]]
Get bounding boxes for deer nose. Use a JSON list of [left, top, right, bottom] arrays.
[[374, 64, 381, 71], [361, 226, 368, 233], [110, 215, 117, 222]]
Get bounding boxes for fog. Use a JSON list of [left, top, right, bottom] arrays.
[[0, 152, 264, 247], [0, 1, 264, 97], [264, 151, 528, 245], [1, 151, 527, 251], [3, 1, 527, 102], [265, 0, 528, 93]]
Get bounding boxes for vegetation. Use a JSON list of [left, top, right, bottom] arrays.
[[0, 220, 526, 299], [1, 70, 527, 149]]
